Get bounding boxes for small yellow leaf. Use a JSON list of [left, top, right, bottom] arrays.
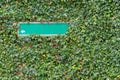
[[61, 6, 64, 10], [81, 29, 85, 32], [50, 1, 52, 5], [43, 54, 46, 57]]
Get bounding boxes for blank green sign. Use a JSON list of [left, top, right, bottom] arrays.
[[18, 22, 69, 36]]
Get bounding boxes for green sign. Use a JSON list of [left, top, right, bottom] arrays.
[[18, 22, 69, 36]]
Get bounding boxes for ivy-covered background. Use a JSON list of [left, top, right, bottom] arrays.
[[0, 0, 120, 80]]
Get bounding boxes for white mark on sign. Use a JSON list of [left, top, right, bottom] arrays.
[[21, 30, 25, 33]]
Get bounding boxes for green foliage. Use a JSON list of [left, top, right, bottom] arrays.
[[0, 0, 120, 80]]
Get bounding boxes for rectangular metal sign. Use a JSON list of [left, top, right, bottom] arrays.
[[18, 22, 69, 36]]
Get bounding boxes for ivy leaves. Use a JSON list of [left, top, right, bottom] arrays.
[[0, 0, 120, 80]]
